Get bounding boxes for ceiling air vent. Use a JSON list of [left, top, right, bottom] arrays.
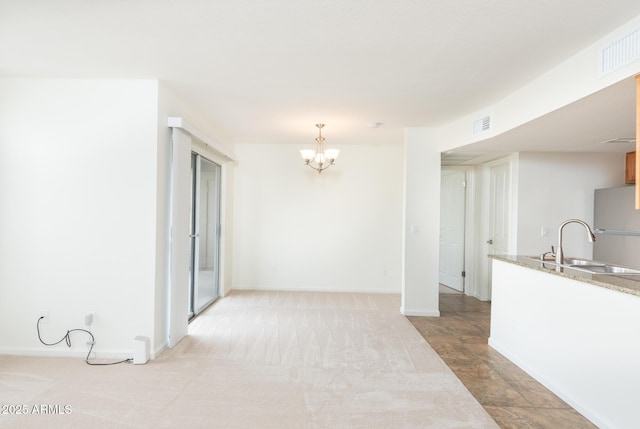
[[600, 137, 636, 144], [599, 27, 640, 75], [473, 115, 491, 135]]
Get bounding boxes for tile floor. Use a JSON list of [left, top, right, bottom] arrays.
[[407, 292, 597, 429]]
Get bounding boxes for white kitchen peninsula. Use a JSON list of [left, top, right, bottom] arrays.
[[489, 255, 640, 429]]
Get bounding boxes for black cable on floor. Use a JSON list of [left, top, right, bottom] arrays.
[[36, 317, 132, 366]]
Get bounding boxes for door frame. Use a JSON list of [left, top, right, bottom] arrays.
[[190, 142, 229, 298], [438, 166, 478, 297], [189, 152, 222, 319]]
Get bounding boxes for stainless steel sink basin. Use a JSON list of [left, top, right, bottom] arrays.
[[522, 256, 640, 275], [562, 258, 604, 267], [569, 265, 640, 275], [562, 258, 640, 275]]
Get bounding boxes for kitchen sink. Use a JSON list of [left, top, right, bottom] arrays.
[[561, 258, 605, 267], [569, 265, 640, 275], [522, 256, 640, 275]]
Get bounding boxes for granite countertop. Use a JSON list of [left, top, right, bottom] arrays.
[[490, 254, 640, 297]]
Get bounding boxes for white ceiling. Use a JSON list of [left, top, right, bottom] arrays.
[[2, 0, 639, 152], [444, 76, 639, 164]]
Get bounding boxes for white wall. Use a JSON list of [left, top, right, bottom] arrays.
[[232, 142, 403, 293], [402, 129, 441, 315], [516, 152, 624, 259], [0, 78, 160, 357]]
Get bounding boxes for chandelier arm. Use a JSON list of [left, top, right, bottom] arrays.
[[303, 161, 321, 171], [304, 161, 334, 173]]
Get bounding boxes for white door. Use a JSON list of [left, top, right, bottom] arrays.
[[479, 160, 512, 300], [439, 169, 466, 291], [488, 162, 511, 257]]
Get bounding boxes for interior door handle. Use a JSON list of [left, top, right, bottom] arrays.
[[486, 239, 493, 244]]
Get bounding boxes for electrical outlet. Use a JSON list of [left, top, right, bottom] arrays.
[[38, 310, 49, 323], [84, 312, 95, 326]]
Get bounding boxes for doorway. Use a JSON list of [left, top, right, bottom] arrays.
[[439, 169, 466, 292], [189, 153, 222, 319]]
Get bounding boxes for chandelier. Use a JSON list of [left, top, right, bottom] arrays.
[[300, 123, 340, 173]]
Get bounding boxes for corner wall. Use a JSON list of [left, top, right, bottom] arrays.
[[401, 128, 440, 316], [0, 78, 160, 358]]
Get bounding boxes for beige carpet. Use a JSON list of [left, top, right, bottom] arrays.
[[0, 291, 497, 428]]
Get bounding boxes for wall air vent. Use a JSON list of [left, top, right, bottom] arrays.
[[599, 27, 640, 76], [473, 115, 491, 135]]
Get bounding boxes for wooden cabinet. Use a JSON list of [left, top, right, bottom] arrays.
[[626, 151, 636, 184]]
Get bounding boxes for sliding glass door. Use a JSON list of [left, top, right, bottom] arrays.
[[189, 153, 221, 319]]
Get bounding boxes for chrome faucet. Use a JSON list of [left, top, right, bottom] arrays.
[[540, 246, 555, 261], [555, 219, 596, 266]]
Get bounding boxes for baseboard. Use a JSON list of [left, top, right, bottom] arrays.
[[152, 341, 168, 359], [0, 346, 132, 360], [488, 338, 609, 429], [231, 285, 401, 294], [400, 307, 440, 317]]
